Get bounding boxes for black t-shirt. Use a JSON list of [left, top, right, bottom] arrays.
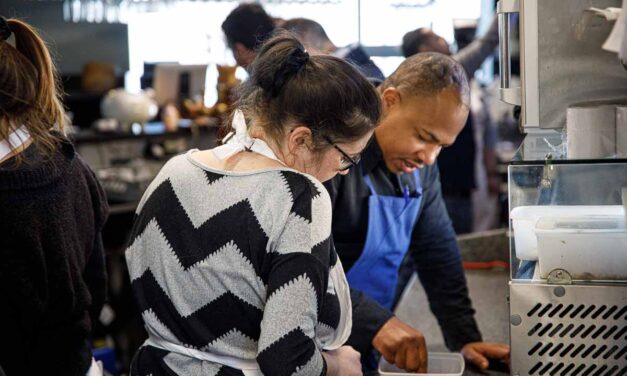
[[437, 114, 476, 194]]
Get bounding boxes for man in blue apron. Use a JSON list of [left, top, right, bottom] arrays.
[[325, 52, 510, 372]]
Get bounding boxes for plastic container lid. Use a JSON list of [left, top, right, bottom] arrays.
[[378, 352, 465, 376], [535, 215, 626, 233]]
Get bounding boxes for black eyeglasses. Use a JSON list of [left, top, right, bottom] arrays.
[[323, 136, 360, 171]]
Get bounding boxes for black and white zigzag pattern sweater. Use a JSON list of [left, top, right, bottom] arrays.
[[126, 151, 342, 376]]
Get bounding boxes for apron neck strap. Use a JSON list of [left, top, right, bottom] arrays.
[[212, 110, 286, 166], [362, 167, 422, 197]]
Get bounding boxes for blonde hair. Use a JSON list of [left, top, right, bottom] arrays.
[[0, 17, 65, 164]]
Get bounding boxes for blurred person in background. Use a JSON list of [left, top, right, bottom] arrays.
[[221, 2, 275, 68], [283, 17, 385, 82]]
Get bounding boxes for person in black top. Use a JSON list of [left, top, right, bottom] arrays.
[[325, 53, 509, 372], [0, 16, 108, 376]]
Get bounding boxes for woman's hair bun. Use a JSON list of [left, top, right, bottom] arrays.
[[250, 31, 310, 98]]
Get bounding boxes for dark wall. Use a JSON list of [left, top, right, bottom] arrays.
[[0, 1, 129, 75]]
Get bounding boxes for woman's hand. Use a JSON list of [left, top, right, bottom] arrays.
[[322, 346, 362, 376]]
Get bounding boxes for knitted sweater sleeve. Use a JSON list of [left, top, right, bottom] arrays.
[[77, 155, 109, 323], [256, 176, 333, 376]]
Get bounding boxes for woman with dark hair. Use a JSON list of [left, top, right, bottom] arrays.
[[0, 16, 108, 376], [126, 31, 381, 376]]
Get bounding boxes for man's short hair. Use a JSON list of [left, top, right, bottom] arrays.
[[222, 3, 275, 50], [282, 18, 332, 52], [381, 52, 470, 107], [401, 28, 432, 58]]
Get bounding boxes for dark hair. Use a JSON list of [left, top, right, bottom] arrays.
[[381, 52, 470, 107], [235, 31, 380, 148], [282, 18, 333, 52], [221, 3, 275, 51], [0, 17, 65, 165], [401, 28, 432, 58]]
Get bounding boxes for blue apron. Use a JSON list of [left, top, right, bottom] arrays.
[[346, 170, 423, 309]]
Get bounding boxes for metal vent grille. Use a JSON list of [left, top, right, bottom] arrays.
[[510, 284, 627, 376]]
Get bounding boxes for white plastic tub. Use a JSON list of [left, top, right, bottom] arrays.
[[510, 205, 624, 261], [378, 352, 464, 376], [535, 215, 627, 280]]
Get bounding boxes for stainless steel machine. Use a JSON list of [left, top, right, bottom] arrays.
[[498, 0, 627, 374]]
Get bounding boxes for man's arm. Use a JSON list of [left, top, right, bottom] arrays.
[[346, 288, 395, 355], [454, 16, 499, 77], [409, 165, 482, 351], [325, 173, 428, 372]]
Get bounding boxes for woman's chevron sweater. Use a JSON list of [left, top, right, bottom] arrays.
[[126, 150, 344, 376]]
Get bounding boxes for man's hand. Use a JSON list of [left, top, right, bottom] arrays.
[[461, 342, 510, 370], [372, 317, 428, 373]]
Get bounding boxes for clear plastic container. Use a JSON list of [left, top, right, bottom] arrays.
[[510, 205, 624, 261], [378, 352, 464, 376], [535, 215, 627, 280]]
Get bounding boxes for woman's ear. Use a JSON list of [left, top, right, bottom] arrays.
[[287, 126, 314, 153]]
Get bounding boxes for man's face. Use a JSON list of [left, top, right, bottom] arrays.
[[374, 87, 469, 174], [232, 42, 257, 68]]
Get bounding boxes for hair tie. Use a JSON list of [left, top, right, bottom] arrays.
[[0, 16, 11, 41], [267, 46, 310, 98]]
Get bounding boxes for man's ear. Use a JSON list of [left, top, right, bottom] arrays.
[[381, 87, 402, 111]]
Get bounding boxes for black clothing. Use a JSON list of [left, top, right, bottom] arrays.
[[0, 140, 108, 376]]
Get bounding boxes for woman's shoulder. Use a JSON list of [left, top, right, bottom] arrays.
[[278, 170, 329, 202]]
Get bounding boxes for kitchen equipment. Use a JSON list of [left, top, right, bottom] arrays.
[[378, 353, 464, 376], [509, 284, 627, 376], [498, 0, 627, 130], [499, 1, 627, 374], [535, 215, 627, 279], [510, 205, 624, 260], [617, 105, 627, 156], [566, 104, 616, 159]]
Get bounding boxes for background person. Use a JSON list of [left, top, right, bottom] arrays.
[[221, 2, 275, 68], [282, 17, 385, 82]]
